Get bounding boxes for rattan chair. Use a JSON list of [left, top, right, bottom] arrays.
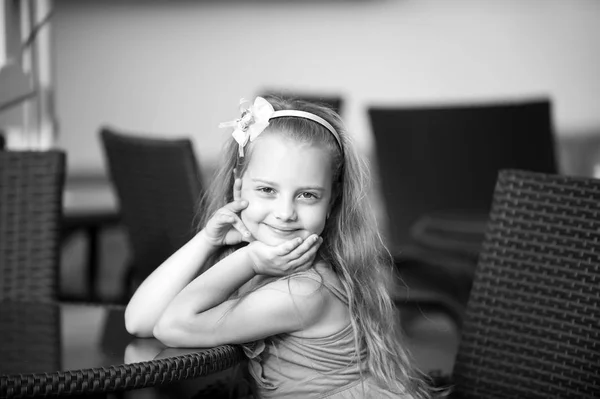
[[100, 128, 203, 300], [448, 169, 600, 398], [0, 301, 61, 375], [369, 99, 557, 326], [0, 150, 66, 302]]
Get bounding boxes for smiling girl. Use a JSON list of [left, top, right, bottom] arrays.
[[125, 96, 433, 398]]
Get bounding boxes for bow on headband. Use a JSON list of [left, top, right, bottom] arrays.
[[218, 97, 275, 157]]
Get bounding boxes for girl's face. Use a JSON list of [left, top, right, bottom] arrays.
[[239, 132, 334, 246]]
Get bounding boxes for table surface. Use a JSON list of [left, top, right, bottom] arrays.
[[0, 301, 245, 398], [62, 176, 119, 218]]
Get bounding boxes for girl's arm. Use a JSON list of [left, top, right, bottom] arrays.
[[153, 237, 325, 348], [124, 230, 218, 337], [125, 198, 250, 337]]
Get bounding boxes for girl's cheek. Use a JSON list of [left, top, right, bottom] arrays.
[[239, 201, 254, 224], [239, 187, 250, 202], [240, 205, 249, 222]]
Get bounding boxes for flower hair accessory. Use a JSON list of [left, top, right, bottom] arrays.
[[219, 96, 343, 157], [218, 97, 275, 157]]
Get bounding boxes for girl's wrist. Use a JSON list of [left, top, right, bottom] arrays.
[[241, 244, 262, 275], [197, 229, 221, 252]]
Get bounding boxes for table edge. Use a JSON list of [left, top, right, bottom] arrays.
[[0, 344, 245, 398]]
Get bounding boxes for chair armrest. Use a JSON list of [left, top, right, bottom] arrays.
[[410, 211, 488, 259]]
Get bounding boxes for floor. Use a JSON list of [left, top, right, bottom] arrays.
[[60, 228, 460, 398]]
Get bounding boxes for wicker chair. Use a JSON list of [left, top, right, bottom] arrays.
[[0, 301, 61, 375], [99, 128, 203, 300], [448, 169, 600, 398], [0, 150, 66, 303], [368, 99, 557, 327]]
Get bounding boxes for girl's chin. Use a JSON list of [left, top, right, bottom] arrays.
[[262, 238, 288, 247], [254, 235, 296, 247], [251, 230, 306, 247]]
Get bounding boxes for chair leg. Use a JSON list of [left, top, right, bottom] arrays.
[[118, 260, 137, 304]]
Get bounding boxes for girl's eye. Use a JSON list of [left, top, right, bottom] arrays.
[[299, 192, 318, 200], [258, 187, 275, 195]]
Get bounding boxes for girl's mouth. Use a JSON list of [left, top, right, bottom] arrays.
[[264, 224, 300, 235]]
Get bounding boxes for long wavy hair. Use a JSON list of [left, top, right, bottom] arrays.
[[197, 96, 432, 398]]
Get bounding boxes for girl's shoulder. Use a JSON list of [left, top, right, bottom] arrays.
[[253, 261, 343, 303], [238, 261, 336, 297], [262, 265, 330, 297], [241, 264, 339, 334], [286, 261, 342, 291], [284, 261, 351, 337], [282, 261, 349, 309]]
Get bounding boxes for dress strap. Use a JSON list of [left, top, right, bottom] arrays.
[[293, 269, 349, 306]]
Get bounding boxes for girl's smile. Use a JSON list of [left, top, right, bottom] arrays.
[[239, 132, 334, 246], [265, 224, 300, 234]]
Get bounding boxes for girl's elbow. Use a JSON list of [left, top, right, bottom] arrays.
[[152, 319, 169, 344], [153, 312, 183, 346], [125, 319, 149, 337], [153, 316, 217, 348], [124, 308, 154, 337]]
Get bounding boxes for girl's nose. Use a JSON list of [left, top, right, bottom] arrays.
[[274, 198, 298, 222]]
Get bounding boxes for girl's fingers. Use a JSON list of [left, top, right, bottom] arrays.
[[276, 237, 304, 255], [291, 239, 322, 269], [278, 234, 320, 257], [232, 178, 242, 201], [223, 213, 252, 241], [216, 208, 250, 235], [287, 234, 321, 259], [229, 213, 252, 239], [222, 199, 248, 213], [218, 212, 235, 224]]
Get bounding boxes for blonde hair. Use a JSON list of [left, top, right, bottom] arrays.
[[198, 96, 433, 398]]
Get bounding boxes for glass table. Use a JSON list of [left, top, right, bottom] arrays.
[[0, 301, 245, 398]]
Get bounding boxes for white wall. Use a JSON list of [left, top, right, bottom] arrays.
[[52, 0, 600, 176]]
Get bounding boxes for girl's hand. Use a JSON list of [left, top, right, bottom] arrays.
[[202, 178, 252, 247], [246, 234, 323, 276]]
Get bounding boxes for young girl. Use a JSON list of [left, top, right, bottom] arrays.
[[125, 96, 433, 398]]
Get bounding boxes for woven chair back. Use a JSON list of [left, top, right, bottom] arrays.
[[0, 150, 66, 302], [0, 302, 60, 374], [452, 169, 600, 398], [100, 128, 203, 284]]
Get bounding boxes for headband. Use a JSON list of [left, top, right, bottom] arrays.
[[218, 97, 342, 157]]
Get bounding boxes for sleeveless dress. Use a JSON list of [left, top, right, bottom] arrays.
[[243, 270, 413, 399]]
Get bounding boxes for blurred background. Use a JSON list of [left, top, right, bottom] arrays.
[[1, 0, 599, 379], [3, 0, 600, 176]]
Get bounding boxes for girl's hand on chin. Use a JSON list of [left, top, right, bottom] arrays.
[[247, 234, 323, 276]]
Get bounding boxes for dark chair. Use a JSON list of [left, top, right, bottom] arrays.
[[0, 302, 61, 374], [0, 150, 66, 302], [369, 99, 557, 326], [259, 89, 344, 115], [100, 128, 203, 300], [446, 169, 600, 398]]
